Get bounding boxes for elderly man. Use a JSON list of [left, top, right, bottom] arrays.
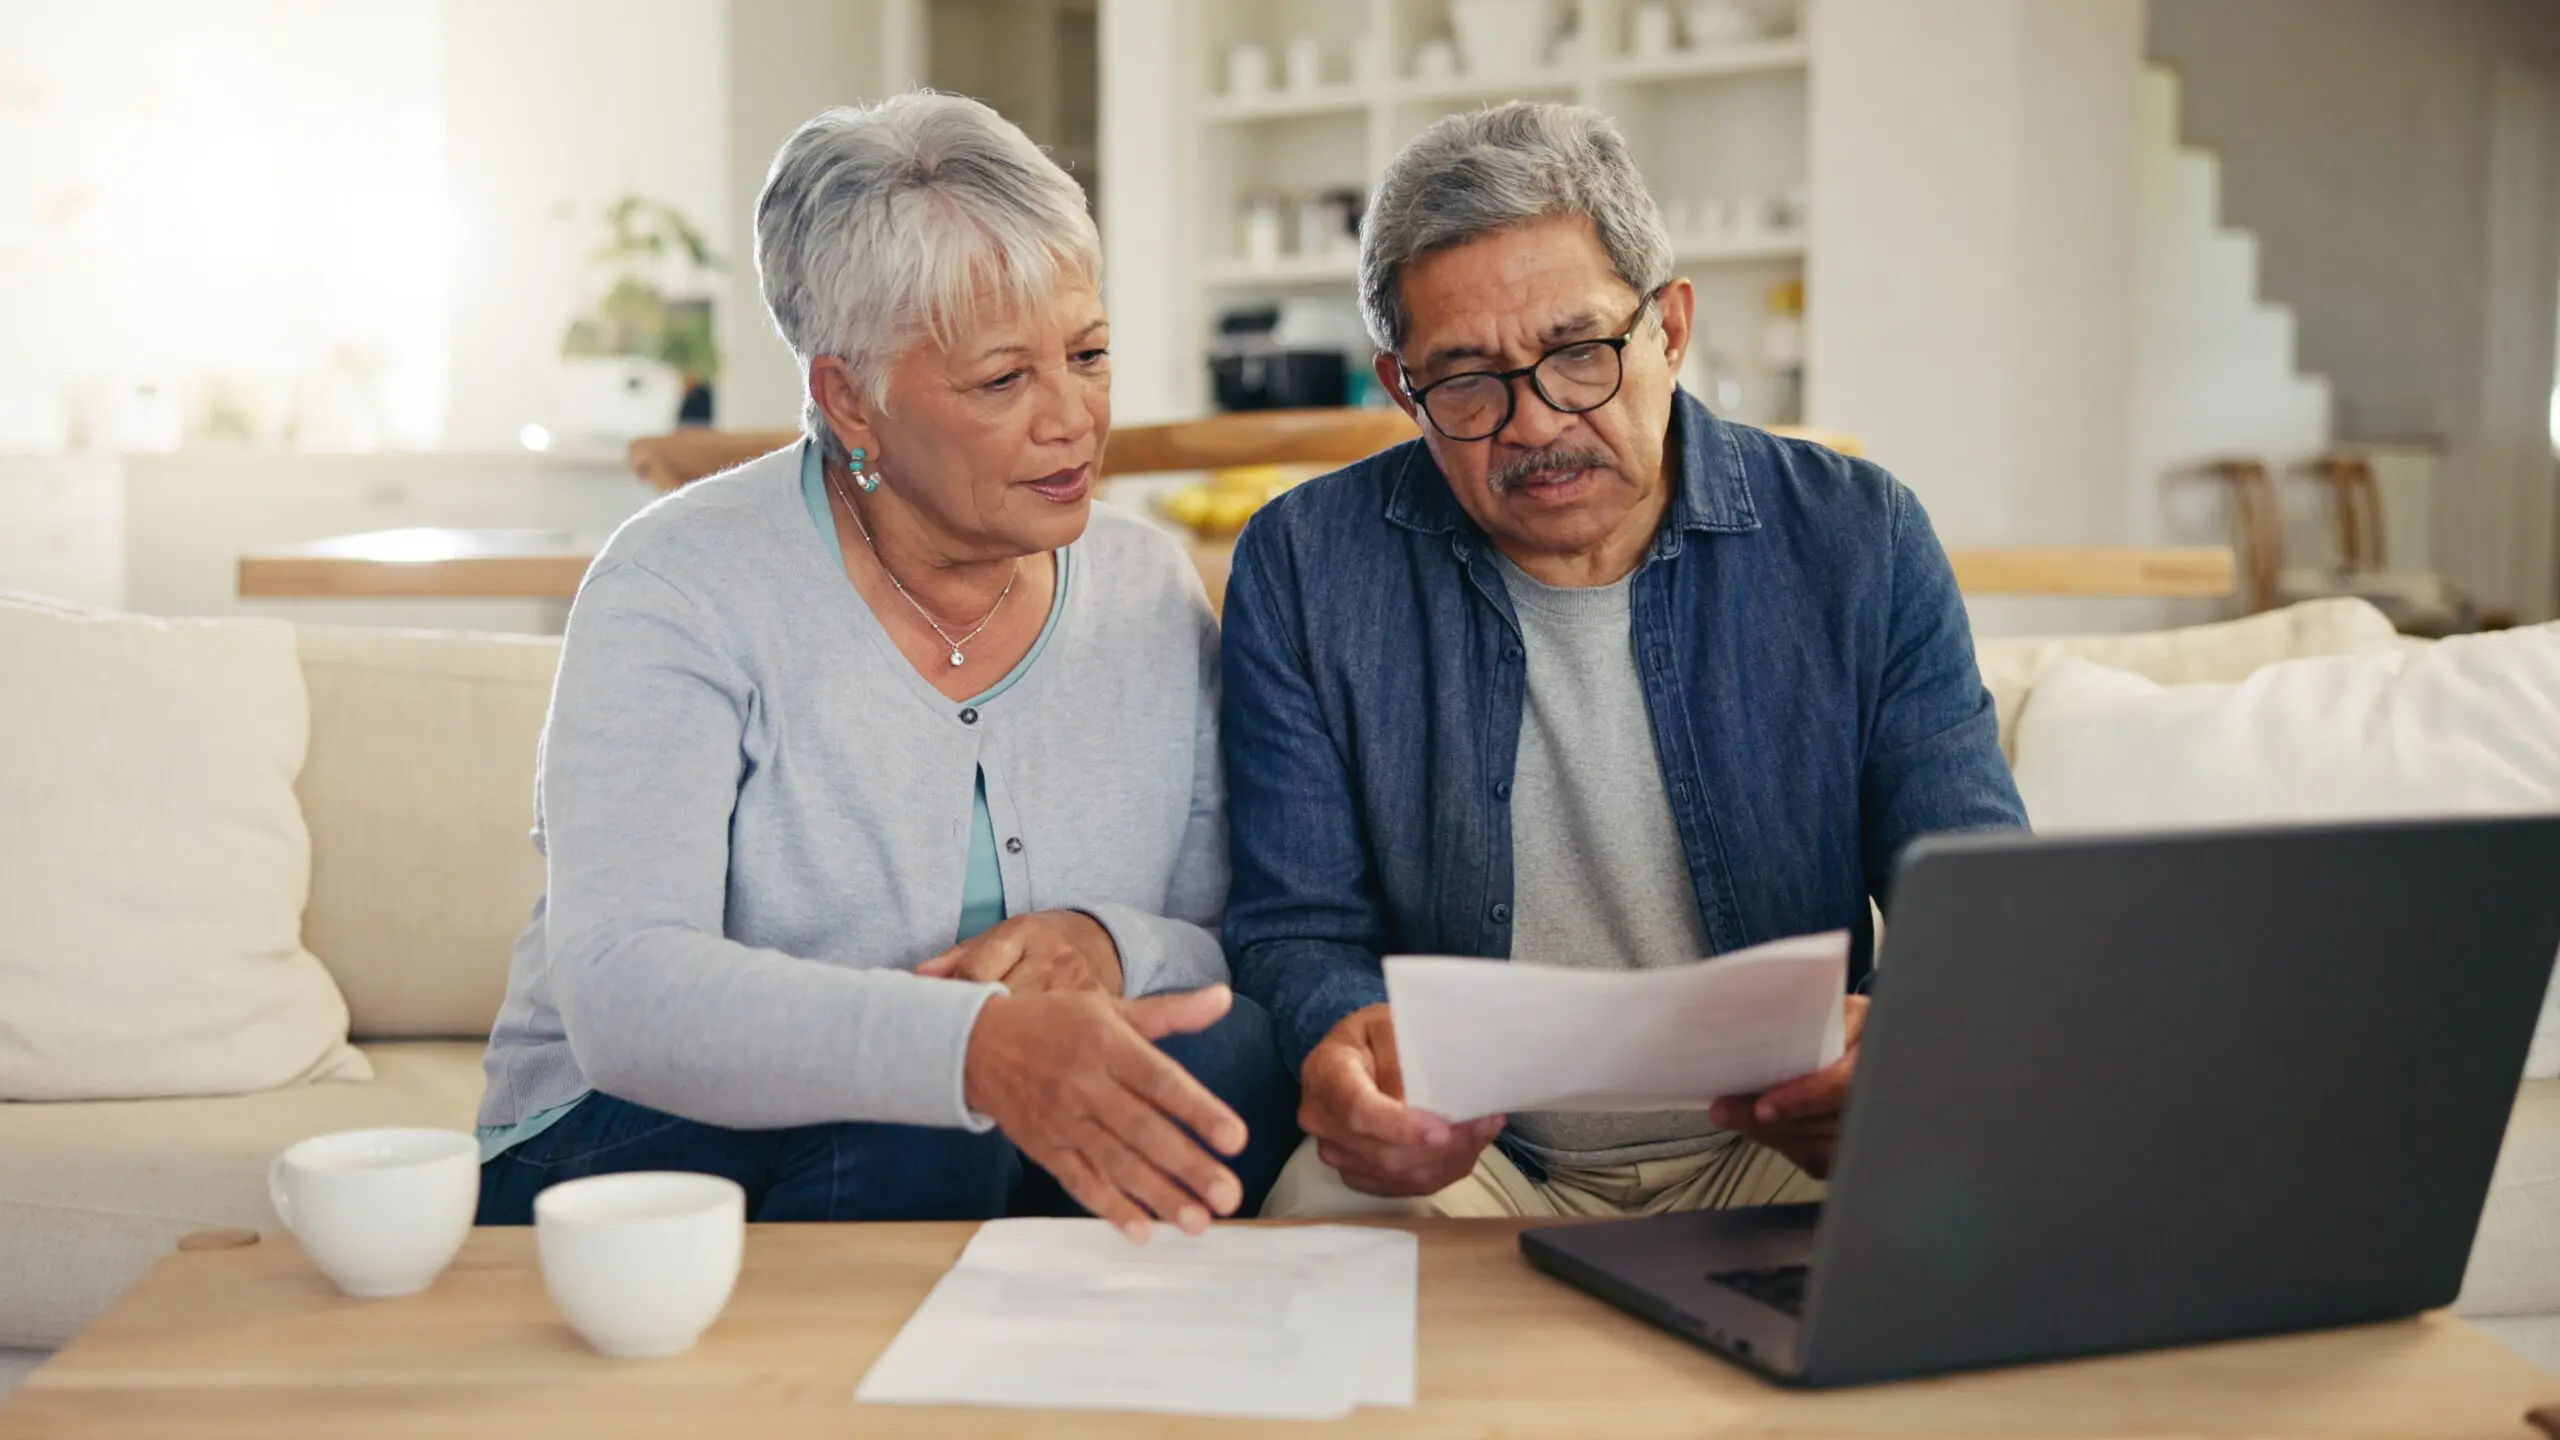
[[1225, 102, 2027, 1221]]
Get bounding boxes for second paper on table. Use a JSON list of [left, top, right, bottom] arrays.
[[1384, 930, 1851, 1121]]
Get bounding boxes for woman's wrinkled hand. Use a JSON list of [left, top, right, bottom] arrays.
[[918, 910, 1123, 996], [962, 984, 1246, 1241]]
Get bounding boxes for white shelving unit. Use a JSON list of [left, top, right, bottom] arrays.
[[1104, 0, 1814, 424]]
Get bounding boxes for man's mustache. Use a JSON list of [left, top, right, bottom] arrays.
[[1488, 447, 1614, 494]]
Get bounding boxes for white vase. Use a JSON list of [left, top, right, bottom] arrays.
[[1226, 43, 1272, 99], [1631, 2, 1679, 57], [1682, 0, 1755, 47], [1450, 0, 1552, 78]]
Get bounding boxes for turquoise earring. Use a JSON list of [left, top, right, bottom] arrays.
[[849, 446, 879, 493]]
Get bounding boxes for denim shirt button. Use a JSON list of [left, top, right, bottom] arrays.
[[1504, 645, 1523, 664], [1494, 779, 1512, 801], [1491, 903, 1512, 924]]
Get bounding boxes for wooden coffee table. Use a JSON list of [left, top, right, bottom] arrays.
[[4, 1220, 2551, 1439]]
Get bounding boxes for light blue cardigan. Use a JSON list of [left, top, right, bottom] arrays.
[[477, 445, 1229, 1134]]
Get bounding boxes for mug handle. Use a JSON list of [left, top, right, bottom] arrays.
[[267, 1154, 293, 1234]]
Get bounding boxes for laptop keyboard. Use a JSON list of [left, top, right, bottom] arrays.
[[1710, 1264, 1810, 1316]]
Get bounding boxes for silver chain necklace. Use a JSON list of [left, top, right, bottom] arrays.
[[826, 463, 1018, 668]]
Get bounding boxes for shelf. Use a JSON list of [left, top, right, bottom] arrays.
[[1391, 71, 1580, 105], [1601, 37, 1809, 83], [1198, 255, 1362, 287], [1199, 86, 1371, 123], [1670, 233, 1809, 264]]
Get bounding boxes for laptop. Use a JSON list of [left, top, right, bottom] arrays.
[[1520, 816, 2560, 1388]]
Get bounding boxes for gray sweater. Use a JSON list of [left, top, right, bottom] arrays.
[[478, 446, 1229, 1133]]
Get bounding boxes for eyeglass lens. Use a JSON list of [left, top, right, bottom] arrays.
[[1421, 341, 1624, 441]]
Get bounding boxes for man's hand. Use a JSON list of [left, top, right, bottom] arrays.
[[1708, 994, 1868, 1179], [1301, 1004, 1503, 1197], [963, 985, 1245, 1241], [918, 911, 1123, 996]]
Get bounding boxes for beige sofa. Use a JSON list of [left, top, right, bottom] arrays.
[[2, 602, 2553, 1373]]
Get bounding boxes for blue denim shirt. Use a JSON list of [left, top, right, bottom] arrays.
[[1220, 389, 2029, 1074]]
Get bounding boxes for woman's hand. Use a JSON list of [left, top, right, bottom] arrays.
[[963, 985, 1248, 1240], [918, 911, 1124, 996]]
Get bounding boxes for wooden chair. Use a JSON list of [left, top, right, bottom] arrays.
[[2180, 452, 2473, 634]]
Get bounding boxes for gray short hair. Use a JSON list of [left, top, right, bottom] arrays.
[[755, 92, 1100, 455], [1359, 102, 1672, 355]]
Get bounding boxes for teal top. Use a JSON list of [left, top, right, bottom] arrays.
[[476, 443, 1070, 1164]]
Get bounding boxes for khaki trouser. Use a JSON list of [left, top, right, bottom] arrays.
[[1260, 1132, 1825, 1220]]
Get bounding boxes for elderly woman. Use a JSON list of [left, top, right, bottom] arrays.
[[472, 94, 1295, 1237]]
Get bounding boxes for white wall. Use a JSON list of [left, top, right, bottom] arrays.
[[722, 0, 895, 433], [440, 0, 733, 450], [1806, 0, 2147, 632], [2149, 0, 2560, 621], [0, 0, 451, 447], [0, 0, 739, 454], [1095, 0, 1197, 425]]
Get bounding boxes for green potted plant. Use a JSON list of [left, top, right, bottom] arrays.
[[558, 195, 724, 429]]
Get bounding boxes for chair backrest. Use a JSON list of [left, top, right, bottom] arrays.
[[626, 408, 1421, 492], [2178, 456, 2285, 611]]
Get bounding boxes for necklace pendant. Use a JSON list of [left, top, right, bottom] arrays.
[[948, 648, 965, 667]]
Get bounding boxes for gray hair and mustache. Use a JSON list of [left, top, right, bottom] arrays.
[[1487, 446, 1615, 494]]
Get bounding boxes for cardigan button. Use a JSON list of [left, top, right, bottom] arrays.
[[958, 707, 979, 725], [1004, 837, 1024, 855]]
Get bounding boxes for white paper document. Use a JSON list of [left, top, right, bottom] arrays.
[[1386, 929, 1851, 1120], [856, 1219, 1417, 1421]]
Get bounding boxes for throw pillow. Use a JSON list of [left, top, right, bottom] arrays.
[[0, 597, 370, 1099], [1972, 596, 2406, 761], [2011, 623, 2560, 1078]]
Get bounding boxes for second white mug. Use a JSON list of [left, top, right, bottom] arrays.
[[536, 1172, 745, 1359]]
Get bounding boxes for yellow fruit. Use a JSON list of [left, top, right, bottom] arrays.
[[1161, 486, 1214, 528], [1210, 464, 1288, 495], [1209, 490, 1265, 534]]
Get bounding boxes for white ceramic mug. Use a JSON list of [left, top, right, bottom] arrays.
[[1631, 1, 1680, 56], [1683, 0, 1756, 47], [1449, 0, 1550, 77], [1225, 42, 1272, 99], [1285, 36, 1324, 92], [536, 1172, 745, 1359], [268, 1128, 478, 1299]]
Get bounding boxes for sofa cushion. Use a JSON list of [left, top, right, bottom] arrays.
[[2462, 1080, 2560, 1318], [1971, 597, 2403, 761], [2013, 623, 2560, 831], [0, 595, 368, 1101], [295, 626, 558, 1040], [0, 1040, 484, 1349]]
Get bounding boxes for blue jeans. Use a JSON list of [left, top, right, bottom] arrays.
[[476, 994, 1300, 1224]]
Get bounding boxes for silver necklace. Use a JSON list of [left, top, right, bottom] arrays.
[[826, 464, 1018, 668]]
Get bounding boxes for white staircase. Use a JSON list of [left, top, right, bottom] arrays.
[[2130, 64, 2338, 567]]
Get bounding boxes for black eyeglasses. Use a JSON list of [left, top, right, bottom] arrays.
[[1397, 295, 1655, 442]]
